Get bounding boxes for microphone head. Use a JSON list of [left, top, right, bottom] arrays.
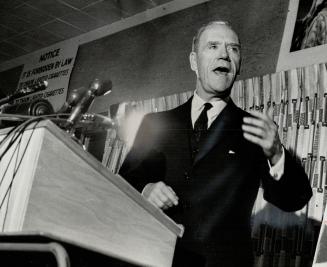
[[66, 87, 87, 106], [92, 79, 112, 96], [64, 78, 112, 130], [90, 78, 101, 91]]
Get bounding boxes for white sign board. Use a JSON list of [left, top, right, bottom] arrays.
[[14, 42, 79, 111]]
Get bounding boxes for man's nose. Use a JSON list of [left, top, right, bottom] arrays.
[[218, 44, 230, 61]]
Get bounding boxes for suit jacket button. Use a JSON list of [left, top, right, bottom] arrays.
[[184, 171, 190, 179]]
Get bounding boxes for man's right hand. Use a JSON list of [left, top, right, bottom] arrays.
[[142, 181, 179, 210]]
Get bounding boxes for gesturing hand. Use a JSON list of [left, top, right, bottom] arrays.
[[142, 181, 179, 210], [242, 109, 283, 165]]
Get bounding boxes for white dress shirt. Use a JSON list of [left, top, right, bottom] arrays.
[[191, 91, 285, 180]]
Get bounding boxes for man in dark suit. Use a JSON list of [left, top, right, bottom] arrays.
[[119, 21, 312, 267]]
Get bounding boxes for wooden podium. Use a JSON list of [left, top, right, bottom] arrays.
[[0, 120, 183, 267]]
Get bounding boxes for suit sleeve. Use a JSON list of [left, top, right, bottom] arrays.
[[119, 113, 165, 192], [262, 148, 312, 212]]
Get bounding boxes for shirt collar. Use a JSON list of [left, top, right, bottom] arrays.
[[191, 90, 228, 127], [192, 90, 206, 112], [192, 90, 228, 112]]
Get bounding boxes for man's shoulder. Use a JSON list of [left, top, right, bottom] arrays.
[[144, 99, 191, 120], [140, 100, 191, 131]]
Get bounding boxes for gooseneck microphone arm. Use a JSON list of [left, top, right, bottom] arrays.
[[65, 78, 112, 131], [66, 87, 96, 128]]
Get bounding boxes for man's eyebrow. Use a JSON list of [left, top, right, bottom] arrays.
[[207, 41, 240, 47], [228, 43, 241, 47], [207, 41, 221, 45]]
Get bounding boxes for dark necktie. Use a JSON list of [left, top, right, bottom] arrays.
[[193, 102, 213, 143]]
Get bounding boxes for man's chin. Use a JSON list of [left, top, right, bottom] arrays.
[[213, 89, 231, 99], [209, 84, 232, 99]]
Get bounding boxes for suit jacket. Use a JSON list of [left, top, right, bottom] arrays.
[[119, 98, 312, 267]]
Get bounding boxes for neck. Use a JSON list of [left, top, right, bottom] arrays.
[[195, 88, 231, 103]]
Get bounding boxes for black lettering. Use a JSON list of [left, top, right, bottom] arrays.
[[47, 69, 69, 80], [31, 93, 43, 100], [31, 63, 54, 75], [15, 97, 30, 104], [44, 88, 65, 98], [35, 75, 48, 83], [39, 48, 61, 62], [61, 57, 73, 67]]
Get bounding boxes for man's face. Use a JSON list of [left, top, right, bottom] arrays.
[[190, 24, 241, 101]]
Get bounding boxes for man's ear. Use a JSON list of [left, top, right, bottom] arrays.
[[189, 52, 198, 76]]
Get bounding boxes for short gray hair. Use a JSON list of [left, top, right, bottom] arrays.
[[191, 21, 236, 52]]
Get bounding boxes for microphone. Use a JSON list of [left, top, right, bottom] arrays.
[[57, 87, 87, 114], [65, 78, 112, 130]]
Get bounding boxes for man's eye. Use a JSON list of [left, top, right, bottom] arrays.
[[209, 44, 218, 49], [228, 46, 240, 53]]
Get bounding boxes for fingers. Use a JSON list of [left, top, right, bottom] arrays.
[[243, 131, 265, 148], [242, 116, 271, 144], [242, 124, 266, 139], [242, 111, 276, 136], [242, 110, 282, 161], [243, 112, 272, 128], [142, 182, 179, 210], [162, 185, 179, 205]]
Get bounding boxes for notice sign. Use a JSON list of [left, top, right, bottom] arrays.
[[15, 42, 79, 111]]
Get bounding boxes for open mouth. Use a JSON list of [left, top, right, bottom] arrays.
[[213, 66, 230, 75]]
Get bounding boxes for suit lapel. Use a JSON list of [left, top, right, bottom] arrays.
[[172, 96, 193, 130], [193, 100, 242, 165]]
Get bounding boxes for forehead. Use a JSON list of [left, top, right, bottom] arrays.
[[198, 24, 240, 46]]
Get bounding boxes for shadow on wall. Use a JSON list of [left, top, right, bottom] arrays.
[[251, 202, 321, 267]]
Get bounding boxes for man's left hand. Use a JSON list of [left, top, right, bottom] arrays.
[[242, 109, 283, 165]]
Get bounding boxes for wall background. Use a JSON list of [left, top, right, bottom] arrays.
[[0, 0, 290, 113], [70, 0, 289, 112], [0, 65, 23, 99]]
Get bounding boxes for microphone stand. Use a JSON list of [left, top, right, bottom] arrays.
[[64, 78, 112, 133]]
